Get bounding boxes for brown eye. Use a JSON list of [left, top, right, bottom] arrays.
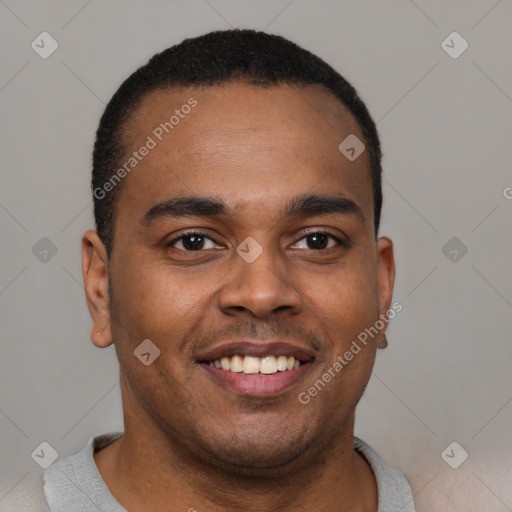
[[167, 232, 218, 251], [292, 231, 346, 251]]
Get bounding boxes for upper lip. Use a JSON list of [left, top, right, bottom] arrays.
[[195, 341, 316, 363]]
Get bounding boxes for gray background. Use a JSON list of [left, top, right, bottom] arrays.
[[1, 1, 511, 510]]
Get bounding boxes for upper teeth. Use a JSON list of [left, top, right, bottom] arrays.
[[211, 355, 301, 374]]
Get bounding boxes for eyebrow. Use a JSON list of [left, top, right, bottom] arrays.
[[140, 193, 364, 227]]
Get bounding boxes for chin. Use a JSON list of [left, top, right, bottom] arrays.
[[212, 445, 304, 473], [201, 427, 311, 473]]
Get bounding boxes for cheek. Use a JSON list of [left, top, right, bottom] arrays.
[[302, 256, 380, 344], [111, 261, 218, 346]]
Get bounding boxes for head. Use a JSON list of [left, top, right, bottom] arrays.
[[83, 29, 395, 474], [92, 29, 383, 258]]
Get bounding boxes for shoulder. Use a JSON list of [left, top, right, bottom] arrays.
[[0, 471, 50, 512], [1, 432, 123, 512], [354, 436, 416, 512], [43, 431, 125, 512]]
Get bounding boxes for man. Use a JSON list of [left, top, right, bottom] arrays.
[[6, 29, 415, 511]]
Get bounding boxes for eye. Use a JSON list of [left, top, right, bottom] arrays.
[[166, 230, 347, 253], [292, 231, 346, 251], [166, 232, 220, 251]]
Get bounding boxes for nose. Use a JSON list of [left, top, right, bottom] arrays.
[[218, 239, 302, 319]]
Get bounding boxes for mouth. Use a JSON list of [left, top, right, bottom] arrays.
[[206, 354, 303, 374], [196, 342, 315, 396]]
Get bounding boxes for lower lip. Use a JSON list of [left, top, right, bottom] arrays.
[[201, 363, 312, 397]]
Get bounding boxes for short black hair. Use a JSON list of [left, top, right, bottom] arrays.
[[92, 29, 382, 258]]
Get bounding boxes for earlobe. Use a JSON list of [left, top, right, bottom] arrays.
[[377, 333, 388, 349], [82, 230, 113, 348]]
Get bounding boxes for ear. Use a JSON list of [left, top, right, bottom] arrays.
[[82, 229, 113, 348], [375, 236, 395, 348]]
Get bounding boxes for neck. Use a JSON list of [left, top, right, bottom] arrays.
[[94, 387, 377, 512]]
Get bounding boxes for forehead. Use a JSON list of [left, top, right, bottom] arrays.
[[116, 82, 373, 230], [128, 81, 362, 150]]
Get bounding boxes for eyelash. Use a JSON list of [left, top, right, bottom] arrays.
[[165, 229, 347, 252]]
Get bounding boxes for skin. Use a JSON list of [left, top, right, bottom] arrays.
[[82, 82, 395, 512]]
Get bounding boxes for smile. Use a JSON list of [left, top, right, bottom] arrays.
[[200, 356, 313, 396], [196, 341, 315, 396], [208, 355, 302, 375]]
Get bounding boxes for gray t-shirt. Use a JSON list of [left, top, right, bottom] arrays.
[[1, 432, 415, 512]]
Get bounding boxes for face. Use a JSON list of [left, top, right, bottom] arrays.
[[83, 82, 395, 472]]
